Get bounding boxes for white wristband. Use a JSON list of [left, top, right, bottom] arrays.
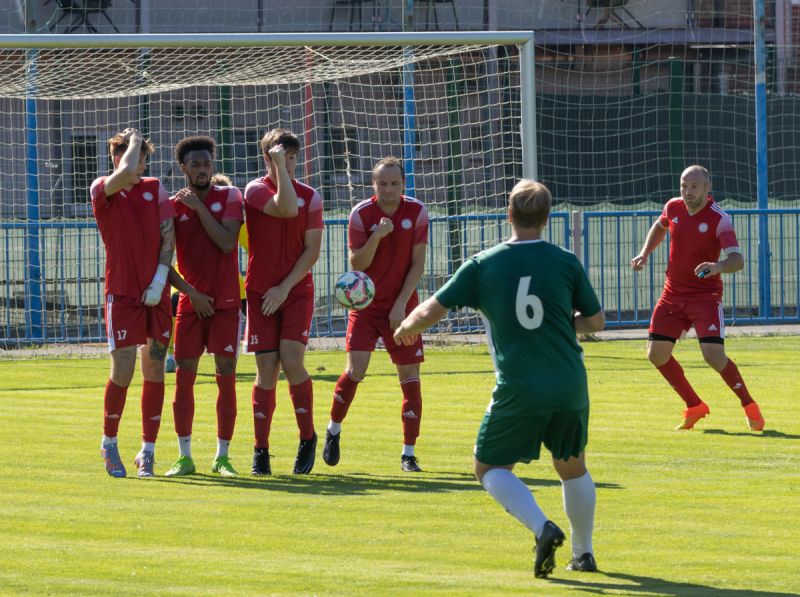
[[153, 263, 169, 285]]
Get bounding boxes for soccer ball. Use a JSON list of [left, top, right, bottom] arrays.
[[335, 271, 375, 310]]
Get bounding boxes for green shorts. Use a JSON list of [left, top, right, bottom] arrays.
[[474, 405, 589, 466]]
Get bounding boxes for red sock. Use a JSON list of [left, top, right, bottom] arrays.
[[252, 386, 276, 449], [173, 368, 196, 437], [330, 371, 361, 423], [216, 373, 237, 441], [400, 377, 422, 445], [103, 379, 128, 438], [719, 359, 754, 407], [656, 357, 702, 407], [141, 380, 165, 443], [290, 378, 315, 441]]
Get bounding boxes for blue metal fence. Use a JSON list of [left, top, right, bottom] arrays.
[[1, 209, 798, 345]]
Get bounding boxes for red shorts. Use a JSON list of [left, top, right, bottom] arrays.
[[245, 287, 314, 352], [649, 294, 725, 340], [346, 309, 425, 366], [105, 294, 172, 351], [174, 307, 242, 360]]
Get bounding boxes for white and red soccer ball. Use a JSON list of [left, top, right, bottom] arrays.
[[335, 271, 375, 310]]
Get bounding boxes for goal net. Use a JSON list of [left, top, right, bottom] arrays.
[[0, 32, 535, 357]]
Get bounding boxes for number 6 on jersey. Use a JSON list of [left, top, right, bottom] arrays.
[[515, 276, 543, 330]]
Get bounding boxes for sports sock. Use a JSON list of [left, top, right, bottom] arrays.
[[216, 373, 237, 441], [400, 377, 422, 445], [481, 468, 547, 538], [178, 435, 192, 459], [561, 471, 596, 558], [103, 379, 128, 438], [141, 441, 155, 454], [173, 368, 196, 437], [719, 359, 754, 407], [141, 380, 165, 444], [402, 444, 415, 457], [327, 421, 342, 435], [656, 357, 703, 407], [252, 386, 276, 450], [330, 371, 361, 423], [101, 435, 117, 448], [290, 378, 315, 441], [216, 439, 231, 459]]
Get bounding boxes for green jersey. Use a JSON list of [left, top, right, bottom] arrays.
[[435, 240, 601, 414]]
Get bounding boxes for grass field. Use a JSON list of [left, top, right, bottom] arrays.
[[1, 336, 799, 596]]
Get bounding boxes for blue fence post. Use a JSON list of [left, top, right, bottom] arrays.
[[754, 0, 771, 318], [25, 49, 43, 342]]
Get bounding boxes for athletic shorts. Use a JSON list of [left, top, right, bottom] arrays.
[[474, 387, 589, 465], [105, 294, 172, 352], [345, 308, 424, 366], [245, 287, 314, 352], [649, 294, 725, 341], [174, 307, 242, 360]]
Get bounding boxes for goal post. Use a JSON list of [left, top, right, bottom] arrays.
[[0, 31, 536, 356]]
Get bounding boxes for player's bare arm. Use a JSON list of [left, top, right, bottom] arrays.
[[142, 218, 175, 306], [264, 144, 299, 218], [694, 250, 744, 278], [349, 217, 393, 271], [167, 267, 215, 318], [631, 220, 668, 271], [175, 188, 241, 254], [394, 296, 449, 346], [389, 242, 427, 330], [261, 227, 323, 316], [103, 128, 143, 196], [574, 310, 605, 334]]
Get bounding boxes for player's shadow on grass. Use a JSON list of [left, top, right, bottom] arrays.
[[158, 471, 622, 495], [549, 571, 796, 596], [702, 428, 800, 440]]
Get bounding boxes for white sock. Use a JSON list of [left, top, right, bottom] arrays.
[[561, 471, 596, 557], [178, 435, 192, 458], [101, 435, 117, 448], [327, 420, 342, 435], [141, 441, 155, 454], [216, 439, 230, 459], [402, 444, 415, 457], [481, 468, 547, 538]]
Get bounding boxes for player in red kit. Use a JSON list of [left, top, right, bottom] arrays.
[[631, 165, 765, 431], [91, 128, 176, 478], [162, 136, 244, 478], [244, 128, 323, 475], [322, 157, 429, 472]]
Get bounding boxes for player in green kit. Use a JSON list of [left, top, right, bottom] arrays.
[[394, 179, 605, 578]]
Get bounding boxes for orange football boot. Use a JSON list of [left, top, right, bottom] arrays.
[[744, 402, 765, 431], [675, 402, 710, 430]]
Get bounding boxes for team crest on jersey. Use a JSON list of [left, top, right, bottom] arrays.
[[401, 218, 412, 230], [297, 198, 305, 207], [143, 192, 154, 202], [698, 222, 709, 233], [210, 202, 222, 213]]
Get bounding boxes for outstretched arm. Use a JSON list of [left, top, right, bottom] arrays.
[[393, 296, 449, 346], [631, 220, 668, 271]]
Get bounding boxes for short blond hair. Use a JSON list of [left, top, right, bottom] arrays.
[[107, 132, 155, 159], [509, 179, 552, 229], [211, 173, 233, 186]]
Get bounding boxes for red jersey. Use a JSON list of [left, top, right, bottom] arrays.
[[658, 196, 739, 299], [243, 177, 324, 294], [172, 185, 244, 312], [349, 195, 429, 313], [91, 176, 174, 300]]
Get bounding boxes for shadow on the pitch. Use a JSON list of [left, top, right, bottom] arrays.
[[702, 428, 800, 440], [548, 571, 795, 596], [157, 469, 622, 495]]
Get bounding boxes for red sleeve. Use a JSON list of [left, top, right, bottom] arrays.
[[223, 188, 244, 221], [658, 200, 672, 228], [716, 213, 739, 251], [158, 182, 175, 221], [245, 181, 271, 212], [306, 190, 324, 230], [413, 205, 429, 244], [90, 177, 108, 208], [348, 209, 368, 250]]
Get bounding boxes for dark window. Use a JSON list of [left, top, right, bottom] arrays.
[[71, 135, 98, 203], [232, 129, 261, 186], [331, 126, 360, 175]]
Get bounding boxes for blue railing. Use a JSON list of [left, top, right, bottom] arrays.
[[1, 209, 798, 345]]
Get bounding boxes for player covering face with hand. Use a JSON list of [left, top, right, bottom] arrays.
[[394, 179, 605, 577], [91, 127, 176, 478]]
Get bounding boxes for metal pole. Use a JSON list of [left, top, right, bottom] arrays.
[[519, 32, 536, 180], [753, 0, 771, 318], [402, 0, 417, 195], [24, 49, 43, 341]]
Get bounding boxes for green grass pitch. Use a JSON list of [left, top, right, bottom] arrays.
[[1, 336, 798, 596]]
